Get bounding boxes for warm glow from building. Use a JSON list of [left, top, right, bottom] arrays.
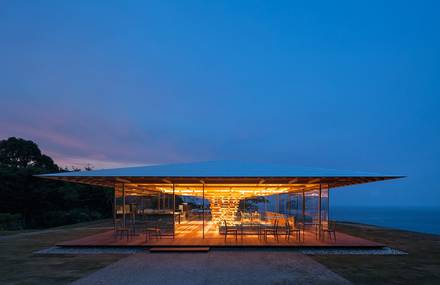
[[120, 183, 322, 224], [122, 183, 320, 198]]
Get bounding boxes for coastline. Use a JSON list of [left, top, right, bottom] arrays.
[[336, 220, 440, 237]]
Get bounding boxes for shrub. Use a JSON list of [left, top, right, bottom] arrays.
[[33, 208, 104, 228], [0, 213, 24, 230]]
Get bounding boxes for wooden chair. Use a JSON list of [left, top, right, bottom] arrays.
[[223, 220, 238, 241], [126, 214, 137, 237], [321, 221, 336, 241], [145, 221, 162, 241], [263, 219, 279, 240], [285, 220, 302, 242], [297, 222, 305, 241], [114, 220, 130, 241]]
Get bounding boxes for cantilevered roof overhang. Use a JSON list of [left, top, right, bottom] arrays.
[[37, 161, 404, 192]]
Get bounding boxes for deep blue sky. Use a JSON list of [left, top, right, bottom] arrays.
[[1, 1, 439, 207]]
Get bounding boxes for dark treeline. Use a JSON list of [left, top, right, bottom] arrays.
[[0, 137, 113, 229]]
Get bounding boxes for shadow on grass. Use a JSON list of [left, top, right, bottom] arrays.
[[0, 219, 127, 285]]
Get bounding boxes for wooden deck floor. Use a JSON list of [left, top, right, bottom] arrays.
[[58, 221, 383, 248]]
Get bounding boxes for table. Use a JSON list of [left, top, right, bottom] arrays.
[[237, 222, 269, 239]]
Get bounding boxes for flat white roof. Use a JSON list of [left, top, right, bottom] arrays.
[[39, 160, 401, 178]]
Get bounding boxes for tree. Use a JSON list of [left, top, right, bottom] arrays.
[[239, 196, 268, 212], [0, 137, 112, 229], [0, 137, 59, 172]]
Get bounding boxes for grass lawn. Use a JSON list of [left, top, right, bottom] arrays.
[[0, 229, 38, 236], [0, 219, 127, 285], [311, 222, 440, 284]]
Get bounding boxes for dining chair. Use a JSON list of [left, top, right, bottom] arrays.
[[114, 220, 130, 241], [285, 220, 302, 242], [223, 220, 238, 241], [263, 219, 279, 240], [145, 220, 162, 241]]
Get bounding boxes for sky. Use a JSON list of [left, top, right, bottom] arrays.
[[0, 0, 439, 207]]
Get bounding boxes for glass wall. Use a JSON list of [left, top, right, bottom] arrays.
[[113, 183, 330, 240], [114, 184, 177, 237], [240, 185, 330, 227]]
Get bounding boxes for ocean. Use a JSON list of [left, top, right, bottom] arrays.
[[331, 206, 440, 235]]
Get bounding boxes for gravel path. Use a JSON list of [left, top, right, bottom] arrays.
[[71, 251, 351, 285], [38, 246, 406, 255]]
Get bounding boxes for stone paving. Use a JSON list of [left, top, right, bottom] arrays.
[[71, 251, 351, 285]]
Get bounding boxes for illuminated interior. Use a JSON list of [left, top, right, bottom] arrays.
[[114, 183, 330, 237]]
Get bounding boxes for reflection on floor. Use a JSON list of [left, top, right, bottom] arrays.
[[58, 221, 383, 248]]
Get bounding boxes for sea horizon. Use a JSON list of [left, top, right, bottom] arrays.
[[332, 206, 440, 235]]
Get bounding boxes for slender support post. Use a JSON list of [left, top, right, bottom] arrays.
[[282, 194, 285, 214], [282, 194, 284, 214], [122, 183, 126, 227], [163, 193, 166, 209], [318, 183, 322, 239], [328, 185, 330, 222], [294, 193, 297, 216], [157, 192, 160, 210], [113, 186, 117, 230], [277, 194, 280, 213], [264, 196, 267, 219], [284, 193, 286, 214], [280, 194, 282, 213], [302, 189, 305, 222], [284, 194, 287, 214], [202, 183, 205, 239], [173, 183, 175, 239], [319, 183, 322, 225]]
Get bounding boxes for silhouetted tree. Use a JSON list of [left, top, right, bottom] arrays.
[[0, 137, 112, 229], [239, 197, 268, 212], [0, 137, 58, 171]]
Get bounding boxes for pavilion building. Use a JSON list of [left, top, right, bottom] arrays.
[[38, 161, 402, 245]]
